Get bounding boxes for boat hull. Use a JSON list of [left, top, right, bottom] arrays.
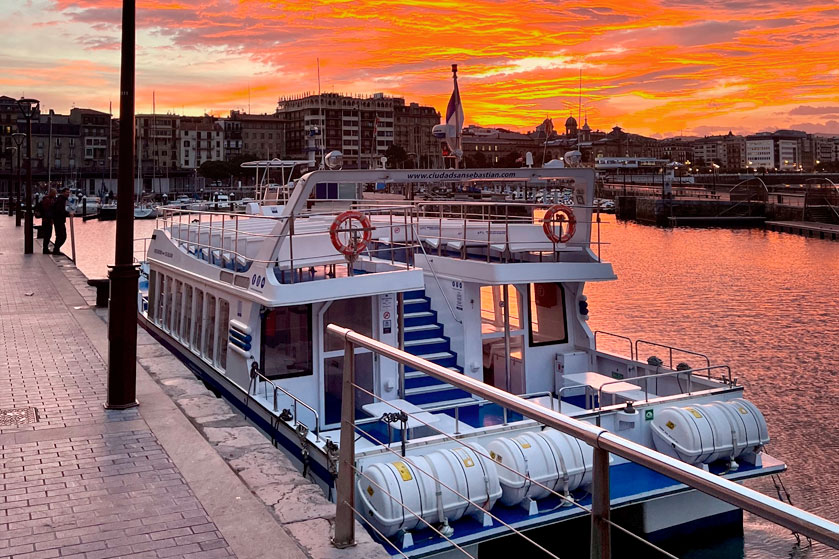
[[137, 313, 335, 490]]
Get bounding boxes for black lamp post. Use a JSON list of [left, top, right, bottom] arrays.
[[106, 0, 139, 409], [11, 132, 25, 224], [17, 98, 39, 254]]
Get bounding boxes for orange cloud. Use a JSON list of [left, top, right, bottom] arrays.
[[3, 0, 837, 135]]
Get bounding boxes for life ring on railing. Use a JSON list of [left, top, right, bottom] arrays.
[[329, 210, 373, 258], [542, 204, 576, 244]]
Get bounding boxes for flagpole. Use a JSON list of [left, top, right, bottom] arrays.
[[452, 64, 460, 169]]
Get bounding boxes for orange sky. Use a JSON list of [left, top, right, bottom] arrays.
[[3, 0, 839, 137]]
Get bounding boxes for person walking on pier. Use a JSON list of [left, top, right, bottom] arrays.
[[51, 187, 71, 255], [37, 188, 57, 254]]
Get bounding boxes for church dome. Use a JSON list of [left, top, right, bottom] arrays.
[[565, 115, 578, 128]]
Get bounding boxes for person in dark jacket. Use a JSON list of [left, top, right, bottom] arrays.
[[38, 188, 57, 253], [51, 187, 71, 255]]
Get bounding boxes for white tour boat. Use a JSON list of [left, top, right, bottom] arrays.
[[137, 164, 785, 557]]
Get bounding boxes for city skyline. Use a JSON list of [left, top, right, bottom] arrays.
[[3, 1, 839, 137]]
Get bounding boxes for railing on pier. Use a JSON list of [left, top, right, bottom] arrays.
[[327, 324, 839, 559]]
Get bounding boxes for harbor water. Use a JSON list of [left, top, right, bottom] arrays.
[[68, 215, 839, 558]]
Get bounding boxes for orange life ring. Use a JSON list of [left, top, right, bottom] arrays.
[[542, 204, 576, 244], [329, 210, 373, 258]]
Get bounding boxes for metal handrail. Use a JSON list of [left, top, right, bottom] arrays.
[[411, 223, 462, 324], [594, 330, 635, 360], [248, 367, 321, 441], [635, 339, 711, 370], [327, 324, 839, 550], [596, 365, 734, 410]]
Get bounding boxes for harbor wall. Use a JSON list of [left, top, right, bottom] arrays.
[[617, 197, 766, 227]]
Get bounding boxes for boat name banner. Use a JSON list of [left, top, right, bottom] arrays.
[[406, 171, 517, 181]]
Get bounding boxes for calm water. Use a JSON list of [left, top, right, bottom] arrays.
[[69, 216, 839, 558]]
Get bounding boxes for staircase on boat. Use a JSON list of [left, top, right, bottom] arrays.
[[402, 289, 474, 408]]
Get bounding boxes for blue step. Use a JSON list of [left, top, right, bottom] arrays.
[[404, 336, 450, 356], [404, 324, 444, 341], [404, 289, 426, 299], [404, 298, 431, 314], [405, 374, 446, 390], [405, 310, 437, 328], [405, 352, 457, 372], [405, 387, 474, 407]]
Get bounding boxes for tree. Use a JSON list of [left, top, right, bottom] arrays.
[[498, 151, 522, 168], [226, 153, 260, 179], [198, 160, 229, 182], [465, 151, 488, 168], [384, 144, 410, 168]]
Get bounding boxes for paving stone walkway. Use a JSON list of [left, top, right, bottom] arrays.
[[0, 218, 386, 559], [0, 220, 277, 559]]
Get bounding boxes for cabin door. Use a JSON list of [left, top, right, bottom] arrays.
[[480, 285, 526, 394], [320, 297, 376, 427]]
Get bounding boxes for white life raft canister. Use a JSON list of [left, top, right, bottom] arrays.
[[485, 429, 597, 507], [357, 444, 501, 537], [650, 398, 769, 466]]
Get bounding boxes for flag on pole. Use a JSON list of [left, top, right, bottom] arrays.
[[445, 68, 464, 160]]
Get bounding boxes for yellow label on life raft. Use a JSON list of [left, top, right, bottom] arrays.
[[392, 461, 412, 481], [366, 485, 374, 497], [518, 440, 531, 449], [451, 448, 475, 467], [687, 408, 703, 419], [738, 406, 748, 415], [666, 421, 676, 430]]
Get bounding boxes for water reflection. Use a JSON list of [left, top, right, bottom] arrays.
[[587, 216, 839, 558]]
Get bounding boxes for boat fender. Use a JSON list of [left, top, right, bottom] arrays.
[[542, 204, 576, 244], [329, 210, 373, 258]]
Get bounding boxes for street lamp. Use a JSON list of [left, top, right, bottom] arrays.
[[17, 98, 39, 254], [711, 163, 720, 195], [11, 132, 25, 224]]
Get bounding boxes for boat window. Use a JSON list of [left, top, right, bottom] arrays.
[[205, 294, 217, 362], [480, 285, 522, 334], [183, 285, 193, 342], [324, 352, 374, 425], [193, 289, 204, 350], [173, 280, 183, 339], [262, 305, 313, 379], [528, 283, 568, 346], [148, 270, 157, 322], [218, 299, 229, 371], [323, 297, 372, 352], [156, 274, 166, 327]]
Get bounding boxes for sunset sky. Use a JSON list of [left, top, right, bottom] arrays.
[[3, 0, 839, 137]]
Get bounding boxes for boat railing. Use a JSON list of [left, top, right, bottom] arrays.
[[635, 339, 711, 370], [327, 324, 839, 556], [247, 364, 321, 442], [153, 199, 604, 280], [585, 365, 735, 422], [348, 383, 684, 559], [593, 330, 712, 370], [593, 331, 635, 360], [154, 205, 422, 279]]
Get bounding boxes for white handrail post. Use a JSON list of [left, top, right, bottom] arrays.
[[590, 446, 611, 559], [332, 336, 356, 548]]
